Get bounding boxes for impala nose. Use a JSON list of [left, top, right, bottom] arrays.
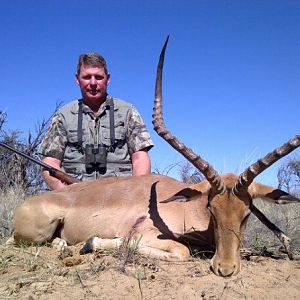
[[217, 263, 236, 277]]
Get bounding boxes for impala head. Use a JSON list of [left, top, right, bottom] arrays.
[[206, 174, 251, 276], [153, 36, 300, 277]]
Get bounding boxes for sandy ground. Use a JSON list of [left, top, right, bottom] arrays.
[[0, 243, 299, 300]]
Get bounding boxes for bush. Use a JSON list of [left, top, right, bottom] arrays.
[[0, 186, 26, 243], [0, 107, 59, 243], [244, 198, 300, 253], [0, 106, 60, 193]]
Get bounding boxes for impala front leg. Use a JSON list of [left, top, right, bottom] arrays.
[[80, 236, 124, 254], [137, 228, 190, 261]]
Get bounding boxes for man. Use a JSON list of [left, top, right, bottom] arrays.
[[40, 53, 153, 190]]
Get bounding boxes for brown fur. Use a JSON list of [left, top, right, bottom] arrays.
[[12, 173, 298, 277]]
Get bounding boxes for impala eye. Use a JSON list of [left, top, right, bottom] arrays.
[[206, 204, 215, 217]]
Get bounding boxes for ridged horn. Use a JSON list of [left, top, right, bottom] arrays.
[[152, 36, 225, 194], [234, 134, 300, 195]]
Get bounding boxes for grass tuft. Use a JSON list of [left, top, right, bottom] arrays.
[[0, 186, 26, 243]]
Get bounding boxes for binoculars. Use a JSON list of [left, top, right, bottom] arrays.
[[85, 144, 107, 173]]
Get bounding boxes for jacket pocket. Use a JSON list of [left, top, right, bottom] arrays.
[[101, 121, 126, 143]]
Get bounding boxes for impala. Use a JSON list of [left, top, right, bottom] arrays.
[[12, 37, 300, 277]]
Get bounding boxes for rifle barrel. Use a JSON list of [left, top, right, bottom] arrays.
[[0, 142, 49, 169], [0, 142, 81, 184]]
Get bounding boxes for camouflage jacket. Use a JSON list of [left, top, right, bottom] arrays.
[[40, 96, 153, 180]]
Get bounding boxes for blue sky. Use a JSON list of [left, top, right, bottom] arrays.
[[1, 0, 299, 186]]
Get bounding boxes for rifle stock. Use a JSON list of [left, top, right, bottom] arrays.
[[0, 142, 81, 185], [48, 168, 81, 185]]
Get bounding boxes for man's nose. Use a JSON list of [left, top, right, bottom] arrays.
[[90, 76, 97, 85]]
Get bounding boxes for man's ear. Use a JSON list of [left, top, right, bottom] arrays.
[[106, 73, 111, 84], [75, 73, 80, 85]]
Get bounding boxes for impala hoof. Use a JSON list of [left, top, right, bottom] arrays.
[[80, 237, 95, 254]]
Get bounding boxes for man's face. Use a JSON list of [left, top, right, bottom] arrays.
[[76, 64, 110, 105]]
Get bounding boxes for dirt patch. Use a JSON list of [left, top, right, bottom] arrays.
[[0, 244, 299, 300]]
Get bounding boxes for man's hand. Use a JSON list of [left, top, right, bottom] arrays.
[[42, 157, 67, 190]]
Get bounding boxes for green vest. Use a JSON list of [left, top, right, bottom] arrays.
[[60, 97, 133, 180]]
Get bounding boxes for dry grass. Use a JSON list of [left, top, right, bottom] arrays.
[[0, 187, 26, 244], [243, 198, 300, 255]]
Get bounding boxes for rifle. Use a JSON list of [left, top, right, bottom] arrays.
[[0, 142, 81, 185]]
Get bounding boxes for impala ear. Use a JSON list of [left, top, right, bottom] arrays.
[[249, 182, 300, 204], [189, 180, 211, 193], [160, 188, 202, 203], [160, 180, 211, 203]]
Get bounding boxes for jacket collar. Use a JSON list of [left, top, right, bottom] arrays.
[[70, 96, 118, 115]]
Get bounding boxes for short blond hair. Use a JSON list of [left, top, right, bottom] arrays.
[[77, 53, 108, 75]]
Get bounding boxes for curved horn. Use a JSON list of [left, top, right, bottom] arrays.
[[152, 36, 225, 194], [234, 134, 300, 195]]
